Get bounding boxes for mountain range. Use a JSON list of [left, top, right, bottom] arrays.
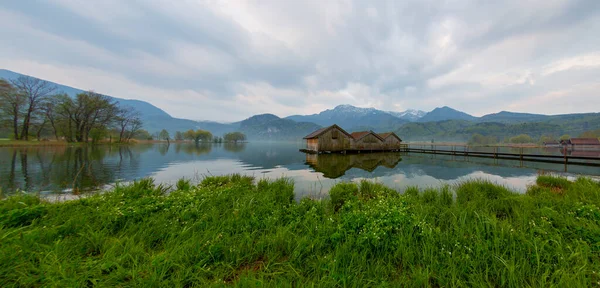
[[1, 69, 598, 141]]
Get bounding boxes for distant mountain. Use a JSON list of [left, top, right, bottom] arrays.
[[478, 111, 549, 123], [240, 114, 321, 140], [418, 106, 477, 122], [386, 109, 426, 121], [286, 104, 408, 132], [0, 69, 204, 134]]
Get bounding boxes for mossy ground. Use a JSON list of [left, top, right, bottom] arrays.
[[1, 175, 599, 287]]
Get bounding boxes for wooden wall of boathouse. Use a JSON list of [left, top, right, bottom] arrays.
[[352, 134, 383, 151], [315, 127, 353, 152], [381, 135, 402, 150]]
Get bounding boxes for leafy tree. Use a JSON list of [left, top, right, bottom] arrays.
[[53, 91, 120, 143], [579, 129, 600, 139], [184, 129, 212, 144], [224, 132, 247, 143], [538, 134, 556, 144], [509, 134, 533, 144], [134, 129, 152, 140], [159, 129, 170, 144], [174, 131, 184, 141], [467, 133, 497, 145], [560, 134, 570, 141]]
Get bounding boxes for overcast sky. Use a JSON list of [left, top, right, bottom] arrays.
[[1, 0, 599, 122]]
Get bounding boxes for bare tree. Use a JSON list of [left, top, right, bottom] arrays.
[[0, 79, 25, 139], [10, 76, 56, 140], [115, 107, 142, 143], [124, 118, 143, 142], [41, 98, 60, 141]]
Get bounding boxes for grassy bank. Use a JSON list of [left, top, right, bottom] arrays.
[[0, 140, 138, 147], [1, 175, 599, 286]]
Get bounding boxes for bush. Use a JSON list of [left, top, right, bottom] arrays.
[[536, 175, 571, 190], [329, 182, 358, 212]]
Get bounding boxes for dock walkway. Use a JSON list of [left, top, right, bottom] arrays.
[[300, 144, 600, 168]]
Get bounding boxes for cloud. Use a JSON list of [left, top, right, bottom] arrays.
[[0, 0, 599, 121]]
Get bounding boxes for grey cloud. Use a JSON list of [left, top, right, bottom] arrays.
[[1, 0, 599, 121]]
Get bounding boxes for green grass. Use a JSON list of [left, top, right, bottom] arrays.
[[1, 175, 600, 287]]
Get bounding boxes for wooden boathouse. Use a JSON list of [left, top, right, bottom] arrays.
[[301, 124, 403, 153], [560, 138, 600, 150]]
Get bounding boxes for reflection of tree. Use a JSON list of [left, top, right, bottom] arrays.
[[158, 143, 170, 156], [306, 153, 403, 178], [223, 143, 246, 153], [182, 143, 212, 156], [20, 149, 30, 191], [7, 149, 17, 190]]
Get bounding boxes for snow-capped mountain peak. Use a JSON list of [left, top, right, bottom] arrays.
[[386, 109, 426, 121]]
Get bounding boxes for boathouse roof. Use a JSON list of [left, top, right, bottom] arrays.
[[350, 131, 384, 141], [378, 132, 403, 142], [303, 124, 352, 139]]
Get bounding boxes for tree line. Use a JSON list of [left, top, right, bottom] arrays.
[[156, 129, 247, 144], [0, 76, 143, 143]]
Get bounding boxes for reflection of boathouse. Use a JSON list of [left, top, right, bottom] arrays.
[[305, 152, 403, 178], [302, 124, 403, 153]]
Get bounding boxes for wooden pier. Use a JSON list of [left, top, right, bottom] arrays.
[[404, 145, 600, 167], [301, 144, 600, 168]]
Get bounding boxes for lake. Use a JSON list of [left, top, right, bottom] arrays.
[[1, 142, 599, 199]]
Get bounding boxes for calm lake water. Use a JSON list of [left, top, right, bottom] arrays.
[[1, 142, 599, 199]]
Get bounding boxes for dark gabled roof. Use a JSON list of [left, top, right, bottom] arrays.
[[378, 132, 402, 142], [570, 138, 600, 145], [303, 124, 352, 139], [351, 130, 384, 141]]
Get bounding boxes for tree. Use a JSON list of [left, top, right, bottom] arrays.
[[224, 132, 247, 143], [0, 79, 25, 140], [538, 135, 556, 145], [509, 134, 533, 144], [159, 129, 170, 145], [468, 133, 497, 145], [115, 107, 142, 143], [10, 76, 57, 140], [184, 129, 212, 144], [53, 91, 120, 143], [174, 131, 184, 141], [133, 129, 152, 140], [560, 134, 570, 141], [579, 129, 600, 139]]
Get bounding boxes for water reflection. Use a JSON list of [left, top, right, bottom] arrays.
[[305, 152, 402, 178], [0, 142, 598, 197]]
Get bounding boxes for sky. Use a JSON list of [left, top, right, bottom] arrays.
[[1, 0, 599, 122]]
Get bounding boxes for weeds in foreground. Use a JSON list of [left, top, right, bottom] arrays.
[[0, 175, 599, 287]]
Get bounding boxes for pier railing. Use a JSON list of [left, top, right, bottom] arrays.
[[404, 144, 600, 167]]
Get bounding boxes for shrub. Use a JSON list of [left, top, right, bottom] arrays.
[[536, 175, 571, 190], [329, 182, 358, 212]]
